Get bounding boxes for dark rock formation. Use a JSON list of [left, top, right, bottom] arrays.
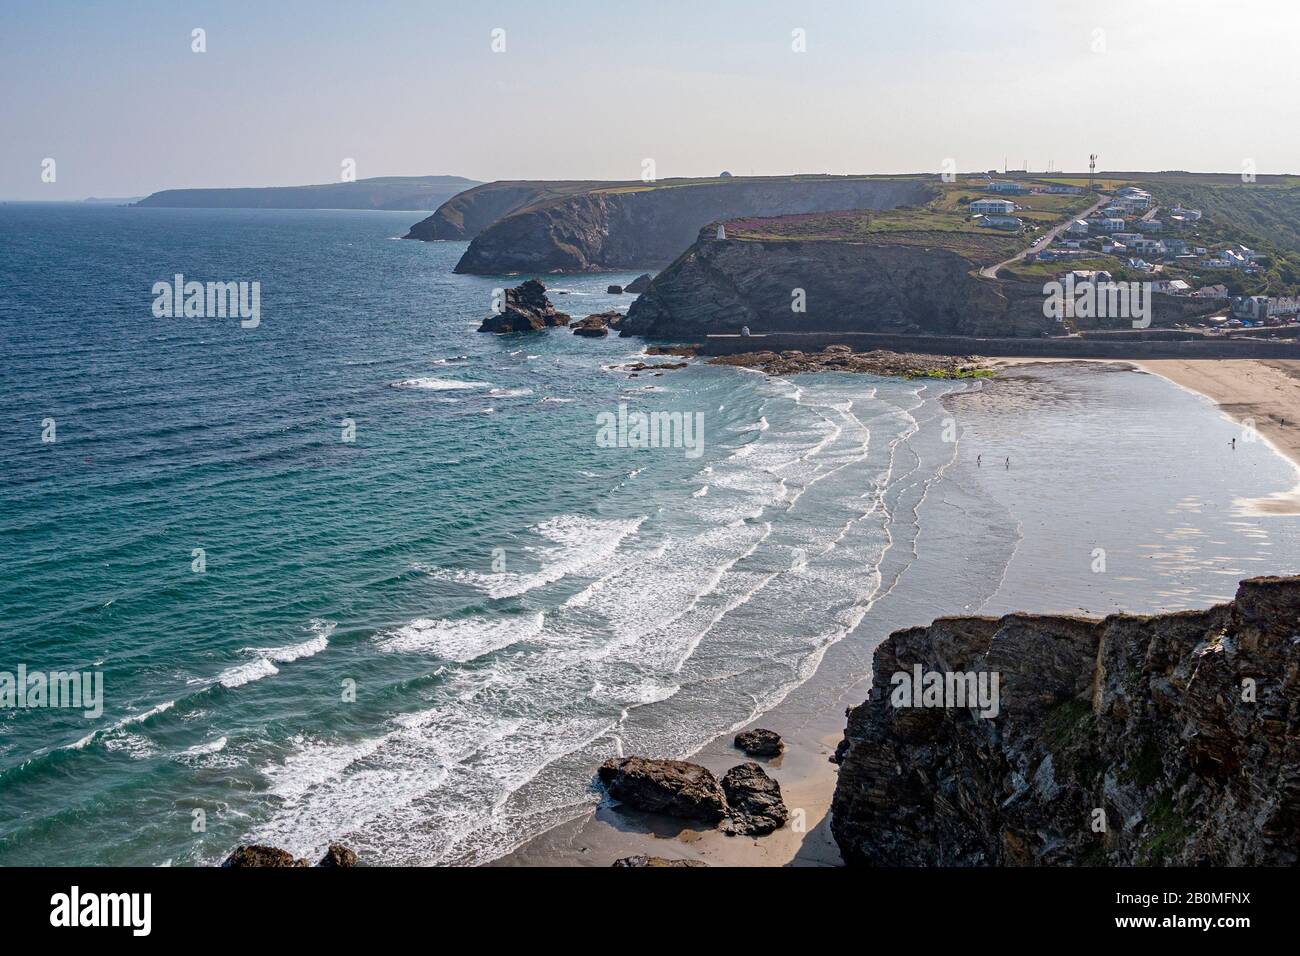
[[617, 361, 688, 372], [446, 177, 935, 274], [831, 576, 1300, 866], [572, 311, 624, 338], [318, 843, 358, 867], [721, 763, 789, 836], [734, 728, 784, 757], [221, 844, 310, 867], [477, 279, 570, 333], [607, 285, 624, 294], [221, 843, 358, 867], [612, 855, 708, 867], [709, 347, 990, 378], [624, 273, 654, 294], [598, 757, 727, 823]]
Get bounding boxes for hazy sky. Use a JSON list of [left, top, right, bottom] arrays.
[[3, 0, 1297, 199]]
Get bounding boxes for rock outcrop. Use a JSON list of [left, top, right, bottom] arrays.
[[612, 855, 708, 867], [624, 273, 654, 294], [721, 763, 789, 836], [734, 728, 784, 757], [403, 181, 574, 241], [477, 279, 570, 333], [318, 843, 358, 868], [221, 843, 359, 867], [221, 844, 309, 867], [831, 576, 1300, 866], [598, 757, 728, 823], [620, 232, 1221, 341], [606, 285, 624, 294], [442, 177, 934, 274], [572, 311, 624, 338]]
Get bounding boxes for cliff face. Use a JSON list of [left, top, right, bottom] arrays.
[[622, 235, 1222, 340], [447, 178, 935, 274], [831, 576, 1300, 866], [403, 181, 576, 241], [621, 234, 1029, 339]]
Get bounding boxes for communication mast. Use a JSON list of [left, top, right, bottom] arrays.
[[1089, 154, 1098, 192]]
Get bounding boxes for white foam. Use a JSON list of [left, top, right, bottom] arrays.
[[182, 736, 228, 756], [218, 657, 279, 689], [378, 611, 545, 661], [423, 515, 645, 600], [390, 377, 490, 391], [244, 620, 334, 664]]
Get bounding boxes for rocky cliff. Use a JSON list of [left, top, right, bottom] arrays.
[[622, 232, 1221, 340], [432, 177, 934, 274], [831, 576, 1300, 866], [402, 181, 595, 240]]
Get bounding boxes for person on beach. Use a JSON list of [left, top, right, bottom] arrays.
[[1231, 437, 1236, 449], [1005, 457, 1010, 469], [977, 454, 981, 467]]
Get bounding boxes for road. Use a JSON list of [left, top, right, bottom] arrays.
[[979, 194, 1108, 279]]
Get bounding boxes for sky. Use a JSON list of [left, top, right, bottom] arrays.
[[2, 0, 1298, 199]]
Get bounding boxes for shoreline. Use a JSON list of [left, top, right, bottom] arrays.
[[497, 356, 1300, 868], [996, 358, 1300, 514]]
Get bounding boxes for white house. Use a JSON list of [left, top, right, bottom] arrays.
[[1171, 206, 1202, 221], [1135, 219, 1164, 233], [986, 181, 1030, 195], [1046, 184, 1083, 194], [1131, 238, 1167, 256], [970, 198, 1018, 215], [1066, 219, 1090, 236]]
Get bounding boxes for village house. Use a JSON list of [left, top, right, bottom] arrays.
[[1045, 184, 1083, 194], [985, 181, 1031, 195], [969, 198, 1018, 215], [1135, 219, 1164, 233], [1066, 219, 1090, 236], [1171, 206, 1202, 221]]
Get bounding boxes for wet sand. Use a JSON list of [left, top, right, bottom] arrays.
[[496, 358, 1300, 868]]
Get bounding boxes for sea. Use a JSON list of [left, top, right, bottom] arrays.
[[2, 203, 1298, 865]]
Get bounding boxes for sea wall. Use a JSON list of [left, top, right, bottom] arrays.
[[831, 576, 1300, 866], [691, 331, 1300, 360]]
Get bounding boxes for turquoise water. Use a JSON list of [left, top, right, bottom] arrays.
[[2, 205, 1298, 866]]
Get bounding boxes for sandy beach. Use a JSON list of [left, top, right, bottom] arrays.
[[498, 356, 1300, 869]]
